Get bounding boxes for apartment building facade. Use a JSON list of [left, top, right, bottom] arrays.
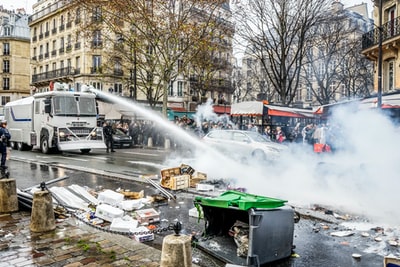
[[0, 7, 31, 106], [362, 0, 400, 93], [28, 0, 234, 117]]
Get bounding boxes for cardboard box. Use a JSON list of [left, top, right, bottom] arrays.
[[135, 208, 160, 224], [170, 174, 190, 190], [160, 167, 181, 179], [384, 256, 400, 267], [190, 171, 207, 187], [161, 174, 190, 190], [95, 204, 124, 222], [98, 189, 124, 206]]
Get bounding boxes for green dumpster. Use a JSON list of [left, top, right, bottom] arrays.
[[194, 190, 294, 266], [194, 190, 287, 210]]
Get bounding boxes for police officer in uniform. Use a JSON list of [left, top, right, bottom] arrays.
[[0, 120, 11, 177], [103, 121, 115, 153]]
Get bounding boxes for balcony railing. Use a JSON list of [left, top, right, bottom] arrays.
[[31, 66, 75, 83], [362, 16, 400, 50], [90, 67, 102, 74], [29, 0, 73, 23], [114, 69, 124, 76]]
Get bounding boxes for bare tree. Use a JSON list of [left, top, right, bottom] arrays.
[[302, 10, 353, 105], [301, 7, 373, 105], [339, 39, 373, 99], [233, 0, 331, 106], [73, 0, 230, 115]]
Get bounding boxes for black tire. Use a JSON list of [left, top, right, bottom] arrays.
[[80, 149, 91, 154], [10, 141, 17, 150], [40, 136, 50, 154], [17, 142, 24, 151]]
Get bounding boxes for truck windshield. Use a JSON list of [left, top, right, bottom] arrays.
[[53, 96, 96, 116], [79, 97, 96, 116]]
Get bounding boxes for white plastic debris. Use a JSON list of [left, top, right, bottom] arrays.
[[330, 231, 354, 237], [352, 253, 362, 259]]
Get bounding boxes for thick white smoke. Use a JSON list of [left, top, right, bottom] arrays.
[[174, 101, 400, 226], [95, 89, 398, 226]]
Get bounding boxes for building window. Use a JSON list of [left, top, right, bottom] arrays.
[[75, 56, 80, 71], [177, 81, 183, 97], [114, 58, 122, 75], [4, 27, 11, 36], [90, 81, 102, 91], [92, 6, 102, 22], [168, 81, 174, 96], [306, 86, 312, 101], [387, 60, 394, 92], [114, 83, 122, 95], [177, 60, 183, 72], [92, 55, 101, 73], [3, 43, 10, 55], [92, 30, 102, 47], [3, 78, 10, 90], [2, 96, 10, 105], [76, 8, 81, 23], [3, 60, 10, 73]]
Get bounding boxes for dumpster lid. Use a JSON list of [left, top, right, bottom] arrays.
[[194, 190, 287, 210]]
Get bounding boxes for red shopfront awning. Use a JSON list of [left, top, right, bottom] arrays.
[[213, 105, 231, 114], [169, 107, 187, 112]]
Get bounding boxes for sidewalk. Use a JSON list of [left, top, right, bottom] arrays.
[[0, 210, 174, 267]]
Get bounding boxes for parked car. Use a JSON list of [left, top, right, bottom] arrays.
[[113, 128, 132, 148], [202, 129, 287, 162]]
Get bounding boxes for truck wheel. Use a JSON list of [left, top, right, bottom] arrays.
[[40, 136, 50, 154], [17, 142, 24, 151], [80, 149, 91, 154], [10, 141, 17, 150]]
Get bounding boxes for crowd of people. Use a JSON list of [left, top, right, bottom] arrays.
[[101, 115, 342, 154]]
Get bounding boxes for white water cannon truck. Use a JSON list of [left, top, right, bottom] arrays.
[[4, 83, 106, 153]]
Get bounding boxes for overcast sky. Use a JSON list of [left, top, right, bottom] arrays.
[[2, 0, 374, 15]]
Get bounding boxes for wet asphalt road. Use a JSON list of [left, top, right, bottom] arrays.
[[5, 149, 390, 267]]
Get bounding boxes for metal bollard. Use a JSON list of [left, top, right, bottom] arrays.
[[0, 178, 18, 213]]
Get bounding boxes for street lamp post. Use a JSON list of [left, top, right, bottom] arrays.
[[377, 0, 383, 109]]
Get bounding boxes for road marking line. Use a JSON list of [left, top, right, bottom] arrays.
[[122, 151, 158, 157], [55, 157, 88, 162], [86, 156, 108, 160]]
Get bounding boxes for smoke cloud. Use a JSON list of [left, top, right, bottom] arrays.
[[171, 101, 399, 227]]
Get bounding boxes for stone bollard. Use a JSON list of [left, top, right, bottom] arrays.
[[164, 138, 171, 150], [160, 234, 192, 267], [160, 222, 192, 267], [30, 190, 56, 232], [147, 137, 153, 147], [0, 179, 18, 213]]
